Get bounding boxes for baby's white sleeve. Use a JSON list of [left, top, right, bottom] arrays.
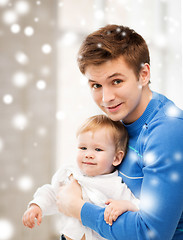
[[28, 169, 63, 216], [29, 183, 59, 216]]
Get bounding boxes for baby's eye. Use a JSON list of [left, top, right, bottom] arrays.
[[95, 148, 103, 152], [79, 147, 87, 150]]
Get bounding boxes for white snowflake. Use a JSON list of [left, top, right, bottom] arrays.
[[0, 219, 14, 240], [116, 27, 121, 33], [12, 71, 28, 88], [0, 138, 4, 152], [42, 44, 52, 54], [147, 229, 156, 239], [170, 172, 180, 182], [79, 76, 88, 86], [140, 192, 157, 213], [36, 80, 47, 90], [97, 43, 102, 48], [36, 0, 41, 5], [129, 151, 139, 163], [80, 19, 86, 26], [14, 0, 30, 15], [15, 51, 29, 65], [78, 55, 83, 60], [34, 17, 39, 22], [143, 151, 156, 165], [0, 0, 9, 7], [174, 152, 182, 161], [12, 113, 28, 130], [61, 32, 77, 46], [40, 66, 51, 76], [165, 105, 181, 118], [121, 31, 126, 37], [24, 26, 34, 36], [138, 84, 142, 90], [94, 9, 104, 20], [56, 111, 65, 120], [17, 175, 33, 191], [150, 178, 159, 186], [10, 23, 21, 34], [37, 127, 47, 137], [10, 177, 14, 182], [58, 1, 64, 7], [3, 94, 13, 104], [2, 10, 17, 25], [33, 142, 38, 147]]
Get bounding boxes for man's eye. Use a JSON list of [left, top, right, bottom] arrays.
[[95, 148, 103, 152], [113, 79, 122, 85], [92, 84, 102, 89]]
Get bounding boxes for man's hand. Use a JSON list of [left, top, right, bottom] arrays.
[[104, 199, 138, 226], [22, 204, 42, 229], [56, 178, 85, 221]]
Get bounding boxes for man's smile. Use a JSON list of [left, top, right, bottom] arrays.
[[104, 103, 123, 113]]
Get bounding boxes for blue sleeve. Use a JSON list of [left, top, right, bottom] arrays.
[[81, 203, 149, 239], [81, 117, 183, 240]]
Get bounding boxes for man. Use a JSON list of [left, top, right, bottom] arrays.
[[57, 25, 183, 240]]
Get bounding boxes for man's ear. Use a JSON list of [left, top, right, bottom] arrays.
[[139, 63, 150, 86], [113, 151, 124, 167]]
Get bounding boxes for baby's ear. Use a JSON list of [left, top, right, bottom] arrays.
[[113, 151, 124, 167]]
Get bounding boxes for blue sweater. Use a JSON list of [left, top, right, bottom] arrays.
[[81, 92, 183, 240]]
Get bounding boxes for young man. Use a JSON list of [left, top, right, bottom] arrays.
[[56, 25, 183, 240]]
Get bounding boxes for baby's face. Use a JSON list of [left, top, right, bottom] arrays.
[[76, 128, 117, 176]]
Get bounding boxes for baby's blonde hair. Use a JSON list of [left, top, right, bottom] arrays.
[[76, 115, 128, 154]]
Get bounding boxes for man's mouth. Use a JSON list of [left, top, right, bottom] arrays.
[[105, 103, 122, 112]]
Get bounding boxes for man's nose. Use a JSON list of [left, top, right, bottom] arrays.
[[102, 87, 115, 103]]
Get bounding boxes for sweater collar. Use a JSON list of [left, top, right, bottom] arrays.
[[122, 91, 159, 136]]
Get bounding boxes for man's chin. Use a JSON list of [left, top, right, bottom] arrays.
[[105, 112, 122, 122], [99, 106, 122, 121]]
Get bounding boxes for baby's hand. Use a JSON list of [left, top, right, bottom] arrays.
[[22, 204, 42, 229], [104, 199, 138, 226]]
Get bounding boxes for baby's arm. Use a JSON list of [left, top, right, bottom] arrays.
[[22, 204, 42, 229], [104, 199, 139, 226]]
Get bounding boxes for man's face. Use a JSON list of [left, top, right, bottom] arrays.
[[85, 56, 150, 124]]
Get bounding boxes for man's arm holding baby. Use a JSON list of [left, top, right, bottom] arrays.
[[56, 179, 139, 225], [56, 178, 85, 221]]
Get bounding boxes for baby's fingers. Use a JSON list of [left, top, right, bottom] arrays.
[[108, 209, 116, 226], [108, 210, 119, 225], [23, 212, 35, 228], [37, 213, 42, 226], [27, 212, 36, 228], [104, 208, 110, 224], [22, 214, 27, 227], [105, 199, 112, 205]]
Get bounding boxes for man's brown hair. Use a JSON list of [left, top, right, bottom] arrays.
[[77, 24, 150, 78]]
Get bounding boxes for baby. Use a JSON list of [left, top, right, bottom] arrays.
[[22, 114, 139, 240]]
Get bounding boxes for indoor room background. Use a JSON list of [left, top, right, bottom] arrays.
[[0, 0, 182, 239]]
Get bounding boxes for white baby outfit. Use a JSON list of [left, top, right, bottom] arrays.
[[29, 165, 139, 240]]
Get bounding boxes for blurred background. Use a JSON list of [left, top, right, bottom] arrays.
[[0, 0, 182, 239]]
